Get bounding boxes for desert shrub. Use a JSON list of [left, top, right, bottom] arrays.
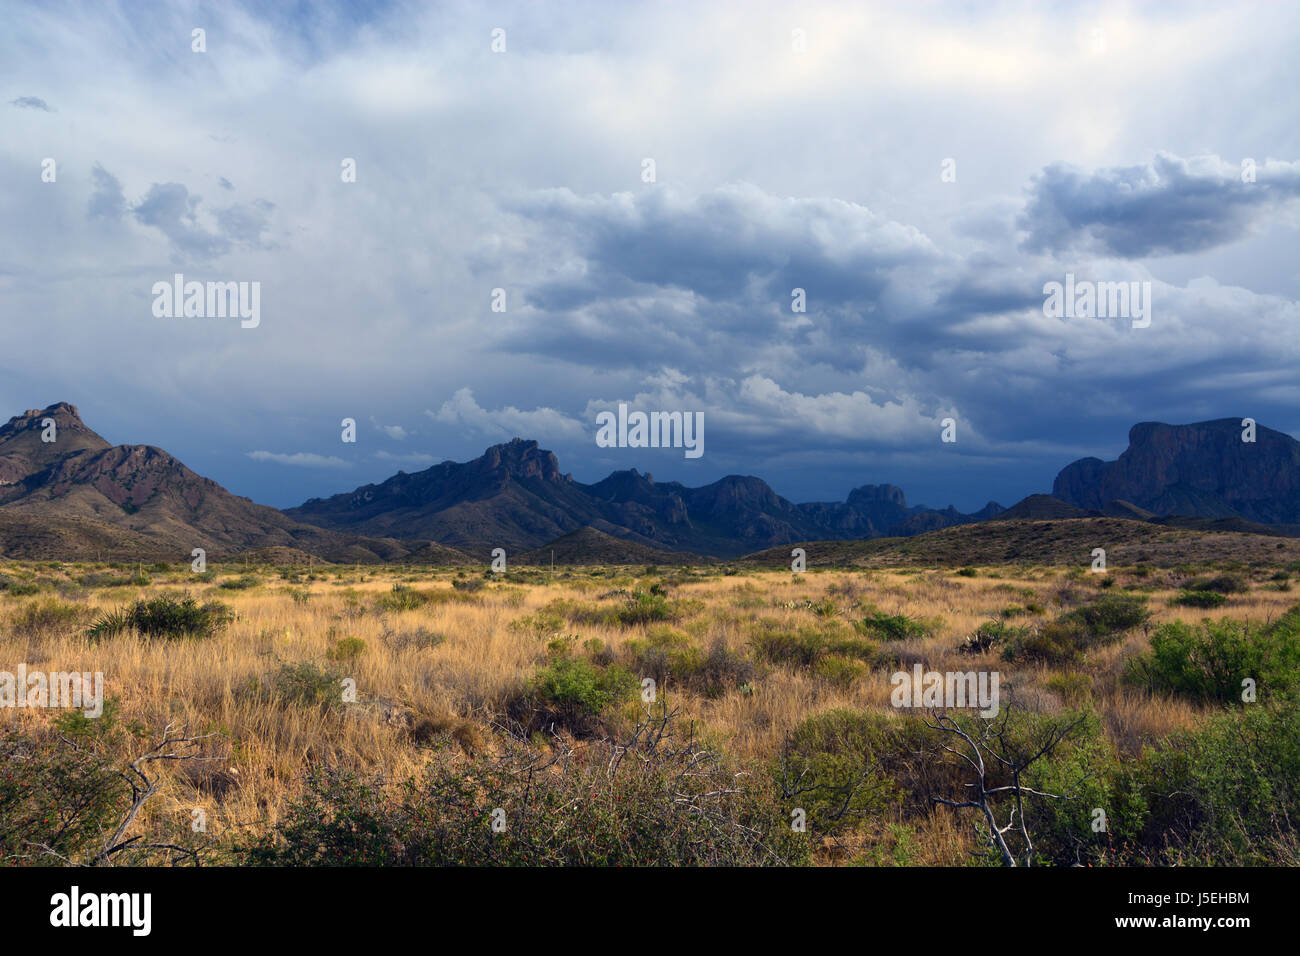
[[778, 710, 906, 833], [88, 596, 234, 640], [1132, 703, 1300, 864], [777, 710, 974, 832], [376, 584, 426, 612], [0, 728, 129, 865], [511, 657, 638, 734], [998, 711, 1147, 867], [1000, 620, 1089, 665], [451, 577, 485, 592], [1068, 594, 1150, 635], [624, 629, 755, 697], [624, 627, 700, 683], [1044, 672, 1093, 704], [614, 590, 675, 626], [4, 580, 43, 597], [328, 636, 367, 661], [375, 583, 460, 611], [244, 712, 808, 866], [1183, 573, 1249, 595], [813, 654, 868, 688], [855, 611, 931, 642], [49, 696, 144, 742], [219, 574, 261, 590], [959, 620, 1025, 654], [1170, 590, 1227, 608], [751, 625, 877, 670], [698, 637, 757, 695], [1002, 595, 1148, 665], [271, 661, 345, 710], [11, 598, 90, 638], [1124, 610, 1300, 705], [955, 567, 978, 577], [508, 609, 566, 635]]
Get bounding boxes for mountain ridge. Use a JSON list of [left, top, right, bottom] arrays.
[[285, 438, 1002, 557], [3, 403, 1297, 562], [0, 403, 469, 563]]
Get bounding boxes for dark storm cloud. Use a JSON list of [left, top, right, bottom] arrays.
[[1019, 152, 1300, 257], [511, 184, 941, 306]]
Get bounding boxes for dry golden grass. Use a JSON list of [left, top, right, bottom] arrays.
[[1, 557, 1295, 863]]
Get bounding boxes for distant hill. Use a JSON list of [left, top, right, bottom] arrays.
[[0, 403, 470, 563], [286, 438, 1000, 558], [738, 516, 1300, 569], [1054, 419, 1300, 524], [992, 494, 1093, 521], [513, 527, 713, 566]]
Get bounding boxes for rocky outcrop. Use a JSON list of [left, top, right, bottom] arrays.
[[1054, 419, 1300, 524]]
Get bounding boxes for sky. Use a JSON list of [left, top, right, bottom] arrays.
[[1, 0, 1297, 512]]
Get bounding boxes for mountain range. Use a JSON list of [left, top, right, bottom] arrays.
[[1, 402, 1296, 562], [284, 437, 1002, 557]]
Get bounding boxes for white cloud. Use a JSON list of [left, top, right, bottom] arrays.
[[246, 450, 350, 468], [428, 388, 588, 441]]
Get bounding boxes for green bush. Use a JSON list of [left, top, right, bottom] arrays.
[[88, 596, 234, 640], [778, 710, 907, 833], [218, 574, 261, 590], [614, 590, 675, 626], [1132, 703, 1300, 864], [0, 728, 129, 865], [1067, 594, 1150, 636], [1170, 590, 1227, 608], [1002, 595, 1148, 665], [514, 657, 639, 733], [1125, 609, 1300, 705], [751, 626, 877, 670], [1183, 573, 1249, 595], [1002, 711, 1147, 867], [959, 620, 1025, 654], [855, 611, 931, 642]]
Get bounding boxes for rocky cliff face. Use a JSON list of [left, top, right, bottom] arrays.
[[1053, 419, 1300, 524]]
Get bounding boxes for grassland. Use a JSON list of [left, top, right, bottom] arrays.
[[3, 552, 1298, 866]]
